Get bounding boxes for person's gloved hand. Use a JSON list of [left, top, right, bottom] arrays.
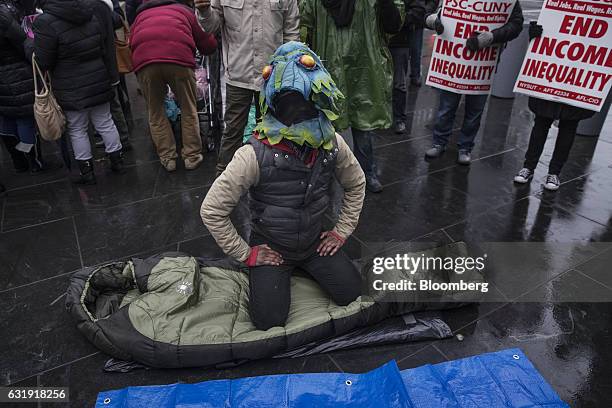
[[466, 31, 494, 51], [245, 244, 283, 267], [425, 12, 444, 35], [317, 231, 345, 257], [529, 22, 543, 40]]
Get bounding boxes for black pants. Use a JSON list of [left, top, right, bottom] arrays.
[[248, 250, 362, 330], [110, 85, 130, 142], [217, 84, 260, 176], [524, 116, 579, 175]]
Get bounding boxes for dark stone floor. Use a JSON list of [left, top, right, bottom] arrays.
[[2, 30, 612, 408]]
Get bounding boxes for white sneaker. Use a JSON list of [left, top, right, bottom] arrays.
[[457, 149, 471, 165], [425, 144, 445, 158], [513, 168, 534, 184], [544, 174, 560, 191]]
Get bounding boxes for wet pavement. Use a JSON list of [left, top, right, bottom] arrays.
[[2, 19, 612, 408]]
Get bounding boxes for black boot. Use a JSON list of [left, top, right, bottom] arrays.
[[25, 136, 62, 173], [108, 151, 126, 174], [74, 159, 96, 185], [1, 136, 29, 172], [25, 137, 45, 173]]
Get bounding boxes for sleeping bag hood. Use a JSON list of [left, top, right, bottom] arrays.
[[66, 242, 485, 368]]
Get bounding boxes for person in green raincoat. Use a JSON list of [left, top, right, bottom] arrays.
[[300, 0, 405, 193]]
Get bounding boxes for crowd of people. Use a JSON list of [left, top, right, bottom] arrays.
[[0, 0, 599, 194], [0, 0, 604, 331]]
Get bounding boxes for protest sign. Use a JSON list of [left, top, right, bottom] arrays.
[[426, 0, 518, 94], [513, 0, 612, 111]]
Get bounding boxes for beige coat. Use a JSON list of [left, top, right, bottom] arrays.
[[201, 135, 366, 261], [197, 0, 300, 91]]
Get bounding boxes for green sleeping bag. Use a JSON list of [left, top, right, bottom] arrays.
[[66, 242, 484, 368]]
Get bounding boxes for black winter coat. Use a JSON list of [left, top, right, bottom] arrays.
[[91, 0, 120, 86], [125, 0, 142, 24], [0, 2, 34, 117], [108, 0, 125, 29], [422, 1, 524, 46], [33, 0, 116, 111], [528, 98, 596, 121], [491, 1, 523, 44], [389, 0, 438, 48]]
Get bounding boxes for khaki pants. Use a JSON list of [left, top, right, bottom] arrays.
[[137, 63, 201, 161], [216, 84, 259, 176]]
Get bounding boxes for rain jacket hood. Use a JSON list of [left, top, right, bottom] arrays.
[[300, 0, 405, 131]]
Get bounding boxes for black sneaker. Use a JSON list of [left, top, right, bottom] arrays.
[[513, 168, 533, 184], [544, 174, 560, 191]]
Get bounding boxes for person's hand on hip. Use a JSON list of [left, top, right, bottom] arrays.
[[317, 231, 346, 257], [246, 244, 284, 266]]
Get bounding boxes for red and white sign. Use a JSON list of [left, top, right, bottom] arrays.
[[514, 0, 612, 111], [426, 0, 517, 94]]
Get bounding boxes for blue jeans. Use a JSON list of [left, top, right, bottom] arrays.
[[352, 128, 375, 178], [0, 115, 36, 145], [432, 90, 488, 151]]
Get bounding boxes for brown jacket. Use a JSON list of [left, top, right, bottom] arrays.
[[200, 134, 366, 261], [197, 0, 300, 91]]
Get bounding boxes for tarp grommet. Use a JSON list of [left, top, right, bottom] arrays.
[[345, 379, 352, 386], [513, 354, 520, 360], [103, 397, 111, 404]]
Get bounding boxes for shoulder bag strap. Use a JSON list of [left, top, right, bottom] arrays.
[[31, 53, 50, 97]]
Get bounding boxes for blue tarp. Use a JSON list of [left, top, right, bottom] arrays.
[[96, 348, 569, 407], [399, 348, 568, 407]]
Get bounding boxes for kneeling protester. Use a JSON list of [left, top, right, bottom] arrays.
[[200, 41, 366, 331]]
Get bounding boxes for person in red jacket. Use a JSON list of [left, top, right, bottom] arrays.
[[131, 0, 217, 171]]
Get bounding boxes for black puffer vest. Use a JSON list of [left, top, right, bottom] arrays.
[[249, 136, 339, 255]]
